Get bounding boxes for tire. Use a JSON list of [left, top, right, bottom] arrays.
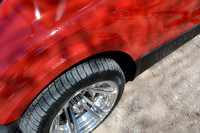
[[19, 58, 125, 133]]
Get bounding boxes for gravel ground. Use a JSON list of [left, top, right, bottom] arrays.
[[94, 35, 200, 133]]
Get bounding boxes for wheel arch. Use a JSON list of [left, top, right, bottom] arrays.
[[72, 51, 136, 82]]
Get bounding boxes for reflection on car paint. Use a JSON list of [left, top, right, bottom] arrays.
[[0, 0, 199, 125]]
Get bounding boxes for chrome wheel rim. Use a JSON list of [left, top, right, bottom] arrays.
[[49, 80, 119, 133]]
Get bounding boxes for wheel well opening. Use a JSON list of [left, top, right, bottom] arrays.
[[78, 51, 136, 82]]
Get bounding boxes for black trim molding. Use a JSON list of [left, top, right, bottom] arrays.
[[135, 24, 200, 76]]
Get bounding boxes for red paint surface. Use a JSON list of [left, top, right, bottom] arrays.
[[0, 0, 199, 125]]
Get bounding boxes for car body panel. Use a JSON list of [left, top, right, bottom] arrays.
[[0, 0, 199, 125]]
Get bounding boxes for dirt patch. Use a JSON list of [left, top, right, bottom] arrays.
[[94, 35, 200, 133]]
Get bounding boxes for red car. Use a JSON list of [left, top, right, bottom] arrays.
[[0, 0, 199, 132]]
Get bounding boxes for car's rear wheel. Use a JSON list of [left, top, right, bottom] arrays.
[[19, 58, 125, 133]]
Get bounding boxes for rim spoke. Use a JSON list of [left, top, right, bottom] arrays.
[[82, 95, 104, 114], [88, 89, 96, 99], [84, 105, 101, 119], [69, 108, 80, 133], [90, 88, 117, 95], [53, 115, 59, 133], [63, 108, 73, 133]]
